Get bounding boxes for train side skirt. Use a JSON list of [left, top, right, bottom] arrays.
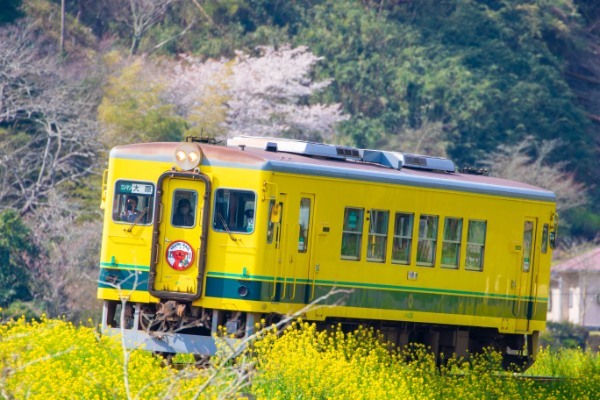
[[101, 301, 243, 355]]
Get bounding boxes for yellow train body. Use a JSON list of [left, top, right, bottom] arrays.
[[98, 137, 556, 368]]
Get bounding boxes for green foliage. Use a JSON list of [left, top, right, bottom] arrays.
[[540, 321, 589, 351], [7, 0, 600, 238], [575, 0, 600, 24], [2, 300, 43, 320], [297, 1, 413, 147], [0, 210, 38, 306], [97, 55, 187, 146], [563, 207, 600, 240], [0, 0, 23, 24], [24, 0, 597, 205], [296, 1, 592, 172], [22, 0, 97, 53]]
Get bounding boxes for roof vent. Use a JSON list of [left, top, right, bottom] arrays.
[[362, 150, 403, 170], [404, 155, 427, 166], [266, 142, 278, 152], [402, 153, 455, 173], [336, 146, 360, 158]]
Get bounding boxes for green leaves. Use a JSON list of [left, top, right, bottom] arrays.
[[295, 0, 592, 181], [0, 210, 37, 306], [97, 55, 187, 146]]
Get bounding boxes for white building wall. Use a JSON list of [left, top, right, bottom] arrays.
[[568, 287, 581, 324], [547, 269, 600, 329], [582, 276, 600, 329], [547, 287, 560, 322]]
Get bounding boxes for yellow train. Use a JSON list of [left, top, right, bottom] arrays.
[[98, 136, 557, 368]]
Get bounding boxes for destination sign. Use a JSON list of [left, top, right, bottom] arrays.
[[117, 182, 154, 195]]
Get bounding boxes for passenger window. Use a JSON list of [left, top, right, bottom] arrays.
[[367, 210, 389, 263], [341, 207, 364, 260], [522, 220, 534, 272], [172, 190, 197, 228], [417, 215, 438, 267], [441, 217, 462, 269], [392, 212, 413, 265], [298, 198, 311, 253], [541, 224, 549, 254], [466, 220, 486, 271], [267, 201, 284, 247], [213, 189, 256, 233], [112, 180, 154, 225], [267, 199, 283, 244]]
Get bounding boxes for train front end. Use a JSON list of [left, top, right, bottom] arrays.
[[97, 141, 242, 355]]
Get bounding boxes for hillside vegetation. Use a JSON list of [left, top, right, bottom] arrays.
[[0, 0, 599, 321]]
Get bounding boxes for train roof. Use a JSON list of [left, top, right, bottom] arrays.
[[110, 139, 557, 203]]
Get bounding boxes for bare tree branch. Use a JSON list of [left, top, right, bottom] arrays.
[[128, 0, 177, 55], [0, 21, 102, 216], [484, 136, 587, 212]]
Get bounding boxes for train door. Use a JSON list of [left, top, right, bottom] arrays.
[[279, 193, 315, 304], [268, 194, 286, 303], [514, 218, 537, 331], [298, 195, 316, 303], [150, 174, 209, 301]]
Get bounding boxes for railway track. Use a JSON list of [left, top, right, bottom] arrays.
[[449, 372, 576, 386], [508, 374, 575, 386]]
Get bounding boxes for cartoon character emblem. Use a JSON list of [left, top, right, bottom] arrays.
[[166, 240, 194, 271]]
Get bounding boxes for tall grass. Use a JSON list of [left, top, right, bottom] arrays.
[[0, 314, 598, 399]]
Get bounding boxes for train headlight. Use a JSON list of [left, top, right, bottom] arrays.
[[174, 143, 202, 171]]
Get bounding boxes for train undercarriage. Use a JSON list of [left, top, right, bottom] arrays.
[[102, 299, 537, 370]]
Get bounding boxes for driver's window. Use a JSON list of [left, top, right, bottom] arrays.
[[172, 190, 197, 228], [112, 180, 154, 224]]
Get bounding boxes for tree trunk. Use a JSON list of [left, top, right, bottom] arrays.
[[60, 0, 65, 54]]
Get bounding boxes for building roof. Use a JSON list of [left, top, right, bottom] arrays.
[[552, 246, 600, 273]]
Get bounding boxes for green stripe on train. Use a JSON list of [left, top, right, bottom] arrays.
[[206, 271, 547, 302], [98, 267, 547, 321]]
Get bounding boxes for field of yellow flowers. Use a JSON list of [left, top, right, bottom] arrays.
[[0, 315, 598, 399]]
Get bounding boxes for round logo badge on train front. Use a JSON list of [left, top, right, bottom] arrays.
[[166, 241, 194, 271]]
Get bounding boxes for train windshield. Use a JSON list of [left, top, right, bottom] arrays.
[[213, 189, 256, 233], [112, 180, 154, 225]]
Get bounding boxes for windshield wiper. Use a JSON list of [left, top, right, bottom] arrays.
[[126, 207, 149, 233], [217, 212, 237, 241]]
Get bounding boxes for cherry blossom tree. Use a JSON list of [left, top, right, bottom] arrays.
[[166, 45, 348, 141]]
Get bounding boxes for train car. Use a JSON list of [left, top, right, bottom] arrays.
[[97, 136, 557, 368]]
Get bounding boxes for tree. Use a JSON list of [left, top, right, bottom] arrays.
[[297, 1, 593, 169], [28, 191, 103, 320], [540, 321, 589, 350], [298, 1, 414, 147], [484, 137, 587, 213], [0, 210, 37, 306], [374, 119, 449, 157], [21, 0, 96, 55], [97, 54, 187, 146], [0, 22, 102, 215], [0, 0, 23, 25], [128, 0, 177, 55], [167, 45, 348, 141]]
